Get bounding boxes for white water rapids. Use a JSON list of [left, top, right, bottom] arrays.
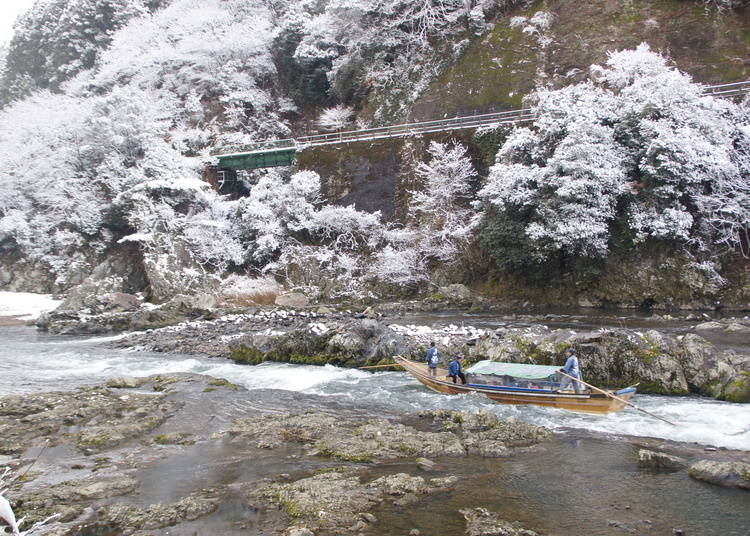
[[2, 324, 748, 451]]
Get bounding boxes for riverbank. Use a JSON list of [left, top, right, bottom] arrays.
[[1, 373, 748, 536]]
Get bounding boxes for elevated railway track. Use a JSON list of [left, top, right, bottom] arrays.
[[214, 79, 750, 171]]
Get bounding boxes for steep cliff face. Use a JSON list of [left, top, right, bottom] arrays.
[[1, 0, 748, 309], [412, 0, 750, 120], [295, 1, 750, 309]]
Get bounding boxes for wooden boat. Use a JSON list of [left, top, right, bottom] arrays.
[[394, 356, 637, 415]]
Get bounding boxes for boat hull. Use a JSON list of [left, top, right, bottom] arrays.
[[395, 357, 634, 414]]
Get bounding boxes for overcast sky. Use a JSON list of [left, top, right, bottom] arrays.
[[1, 0, 36, 45]]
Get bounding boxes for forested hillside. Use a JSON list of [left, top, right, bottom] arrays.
[[0, 0, 748, 310]]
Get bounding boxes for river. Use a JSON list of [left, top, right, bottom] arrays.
[[2, 323, 749, 450], [1, 322, 749, 535]]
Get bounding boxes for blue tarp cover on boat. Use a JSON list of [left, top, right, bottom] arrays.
[[465, 360, 560, 380]]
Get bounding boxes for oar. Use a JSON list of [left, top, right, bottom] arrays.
[[559, 371, 676, 426], [359, 363, 403, 369]]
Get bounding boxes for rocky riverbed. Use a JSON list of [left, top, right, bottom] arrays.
[[1, 373, 748, 536], [0, 373, 552, 536]]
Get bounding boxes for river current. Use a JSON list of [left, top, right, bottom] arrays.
[[2, 323, 749, 450], [1, 322, 749, 535]]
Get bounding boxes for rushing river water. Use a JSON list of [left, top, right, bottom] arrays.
[[2, 324, 749, 450], [2, 322, 750, 535]]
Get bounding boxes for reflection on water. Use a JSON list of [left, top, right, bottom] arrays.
[[364, 436, 750, 536]]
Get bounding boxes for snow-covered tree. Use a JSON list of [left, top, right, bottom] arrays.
[[0, 0, 160, 103], [479, 44, 750, 267], [316, 104, 354, 131], [409, 140, 478, 263]]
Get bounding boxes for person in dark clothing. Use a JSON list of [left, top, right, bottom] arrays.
[[425, 341, 439, 377], [448, 356, 467, 384]]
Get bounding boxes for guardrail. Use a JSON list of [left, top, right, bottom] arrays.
[[214, 79, 750, 159]]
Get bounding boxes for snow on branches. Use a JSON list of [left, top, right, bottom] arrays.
[[409, 140, 478, 263], [479, 44, 750, 262]]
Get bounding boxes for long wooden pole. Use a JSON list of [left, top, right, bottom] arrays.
[[359, 363, 403, 369], [559, 372, 675, 426]]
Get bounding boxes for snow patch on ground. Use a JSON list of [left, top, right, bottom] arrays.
[[0, 292, 62, 319]]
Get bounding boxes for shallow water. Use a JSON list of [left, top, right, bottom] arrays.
[[365, 436, 750, 536], [1, 323, 749, 535]]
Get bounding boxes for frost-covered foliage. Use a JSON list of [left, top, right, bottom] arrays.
[[270, 0, 521, 119], [703, 0, 749, 9], [479, 44, 750, 267], [0, 0, 166, 104], [74, 0, 290, 149], [316, 104, 354, 131], [0, 0, 292, 294], [0, 88, 196, 289], [409, 141, 478, 262]]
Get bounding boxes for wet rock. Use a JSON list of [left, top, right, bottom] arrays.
[[725, 323, 750, 334], [38, 307, 194, 335], [100, 487, 222, 532], [359, 512, 377, 523], [722, 372, 750, 403], [254, 469, 454, 533], [14, 476, 138, 524], [275, 292, 310, 307], [153, 432, 195, 445], [636, 449, 687, 471], [688, 460, 750, 490], [76, 398, 168, 454], [232, 410, 550, 462], [423, 410, 552, 456], [680, 334, 738, 399], [460, 507, 541, 536], [416, 457, 435, 471], [607, 519, 636, 533], [109, 311, 745, 402], [0, 388, 169, 455], [253, 470, 381, 530], [327, 331, 366, 355], [106, 377, 146, 389], [694, 321, 725, 332]]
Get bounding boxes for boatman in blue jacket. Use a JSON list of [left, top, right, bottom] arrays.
[[425, 341, 439, 377], [448, 355, 467, 384], [559, 347, 582, 393]]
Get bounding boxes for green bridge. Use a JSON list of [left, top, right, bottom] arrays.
[[213, 79, 750, 171], [216, 146, 297, 170]]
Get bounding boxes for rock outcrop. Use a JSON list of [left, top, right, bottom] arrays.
[[688, 460, 750, 491]]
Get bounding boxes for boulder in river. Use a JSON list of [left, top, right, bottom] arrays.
[[252, 469, 456, 534], [687, 460, 750, 491], [460, 507, 541, 536], [636, 449, 687, 471]]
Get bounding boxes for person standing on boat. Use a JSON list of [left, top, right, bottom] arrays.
[[448, 356, 467, 384], [559, 347, 582, 393], [426, 341, 440, 377]]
